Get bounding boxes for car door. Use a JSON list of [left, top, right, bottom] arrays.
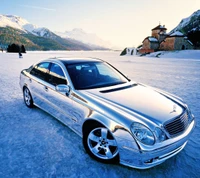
[[28, 62, 52, 110], [44, 62, 76, 127], [65, 63, 95, 134]]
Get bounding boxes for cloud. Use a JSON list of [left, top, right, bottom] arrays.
[[20, 5, 56, 11]]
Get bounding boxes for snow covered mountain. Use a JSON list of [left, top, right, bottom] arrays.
[[170, 9, 200, 48], [0, 15, 31, 31], [55, 28, 115, 49], [0, 14, 108, 50], [0, 14, 58, 38], [170, 10, 200, 34]]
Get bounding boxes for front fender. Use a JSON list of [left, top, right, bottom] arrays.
[[82, 113, 140, 158]]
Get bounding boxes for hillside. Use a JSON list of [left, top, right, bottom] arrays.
[[0, 15, 108, 51], [0, 26, 69, 50], [0, 27, 41, 50], [170, 10, 200, 47]]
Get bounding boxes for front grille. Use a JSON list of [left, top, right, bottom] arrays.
[[164, 111, 189, 137]]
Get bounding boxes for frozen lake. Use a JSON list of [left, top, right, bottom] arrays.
[[0, 51, 199, 178]]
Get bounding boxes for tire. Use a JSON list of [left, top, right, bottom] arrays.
[[83, 125, 119, 163], [23, 87, 34, 108]]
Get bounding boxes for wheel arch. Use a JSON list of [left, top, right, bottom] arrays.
[[82, 114, 120, 136], [22, 85, 34, 108], [82, 115, 134, 141], [82, 119, 106, 135], [22, 84, 28, 91], [82, 118, 120, 163], [82, 116, 139, 160]]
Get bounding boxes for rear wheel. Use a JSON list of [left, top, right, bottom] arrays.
[[23, 87, 33, 108], [83, 126, 119, 163]]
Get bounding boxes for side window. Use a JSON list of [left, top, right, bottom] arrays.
[[30, 62, 50, 81], [49, 63, 67, 86]]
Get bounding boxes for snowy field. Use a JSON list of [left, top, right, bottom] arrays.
[[0, 51, 199, 178], [146, 50, 200, 59]]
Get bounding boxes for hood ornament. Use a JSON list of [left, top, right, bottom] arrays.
[[170, 104, 177, 113]]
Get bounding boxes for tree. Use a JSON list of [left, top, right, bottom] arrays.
[[187, 31, 200, 48], [21, 45, 26, 53], [7, 43, 26, 53], [7, 45, 11, 52], [120, 48, 127, 56]]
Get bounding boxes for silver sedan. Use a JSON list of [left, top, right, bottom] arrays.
[[19, 57, 195, 169]]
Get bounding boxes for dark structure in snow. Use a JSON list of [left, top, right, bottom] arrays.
[[7, 43, 26, 53], [21, 45, 26, 53], [187, 31, 200, 48], [120, 47, 135, 56], [120, 48, 127, 56]]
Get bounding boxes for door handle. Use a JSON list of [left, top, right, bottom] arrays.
[[44, 86, 48, 92], [29, 78, 32, 83]]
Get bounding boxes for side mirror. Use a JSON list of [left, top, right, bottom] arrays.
[[56, 84, 70, 95]]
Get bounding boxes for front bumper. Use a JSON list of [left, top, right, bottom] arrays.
[[115, 119, 195, 169]]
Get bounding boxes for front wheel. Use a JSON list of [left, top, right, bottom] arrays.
[[83, 126, 119, 163], [23, 87, 34, 108]]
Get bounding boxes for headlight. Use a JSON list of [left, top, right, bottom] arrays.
[[154, 127, 166, 142], [131, 123, 155, 145]]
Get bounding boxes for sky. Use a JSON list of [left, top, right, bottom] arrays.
[[0, 0, 200, 48]]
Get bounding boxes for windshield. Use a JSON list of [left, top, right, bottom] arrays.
[[66, 61, 129, 90]]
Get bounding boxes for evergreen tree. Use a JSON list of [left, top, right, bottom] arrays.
[[120, 48, 127, 56], [7, 45, 11, 52], [187, 31, 200, 48], [7, 43, 24, 53], [21, 45, 26, 53]]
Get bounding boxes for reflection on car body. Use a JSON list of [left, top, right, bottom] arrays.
[[20, 57, 195, 169]]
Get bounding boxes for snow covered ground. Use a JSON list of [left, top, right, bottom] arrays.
[[0, 50, 199, 178], [146, 50, 200, 59]]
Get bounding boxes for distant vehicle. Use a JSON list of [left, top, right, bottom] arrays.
[[19, 57, 195, 169]]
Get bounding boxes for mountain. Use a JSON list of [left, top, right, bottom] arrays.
[[170, 10, 200, 47], [0, 15, 107, 50], [170, 10, 200, 33], [55, 28, 115, 49], [0, 26, 41, 50], [0, 15, 31, 31]]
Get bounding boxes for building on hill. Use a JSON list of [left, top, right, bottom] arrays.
[[141, 37, 159, 54], [139, 24, 193, 54], [151, 25, 168, 42], [160, 31, 193, 50]]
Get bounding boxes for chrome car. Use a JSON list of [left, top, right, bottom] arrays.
[[19, 58, 195, 169]]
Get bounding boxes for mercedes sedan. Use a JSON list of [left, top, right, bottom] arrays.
[[19, 57, 195, 169]]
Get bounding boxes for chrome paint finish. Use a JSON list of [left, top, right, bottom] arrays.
[[85, 84, 183, 124], [19, 58, 195, 169], [117, 120, 195, 169]]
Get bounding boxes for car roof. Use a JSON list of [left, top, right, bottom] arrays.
[[55, 57, 103, 65]]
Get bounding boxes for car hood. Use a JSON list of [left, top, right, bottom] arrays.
[[82, 83, 184, 124]]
